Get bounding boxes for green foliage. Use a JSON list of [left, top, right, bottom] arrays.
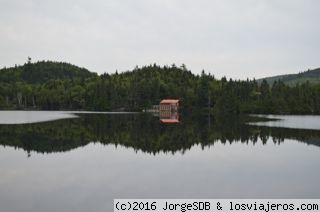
[[0, 60, 319, 114], [258, 68, 320, 85]]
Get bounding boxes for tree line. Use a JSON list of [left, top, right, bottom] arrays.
[[0, 60, 319, 114]]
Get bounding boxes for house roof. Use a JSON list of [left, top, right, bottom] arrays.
[[160, 99, 179, 104]]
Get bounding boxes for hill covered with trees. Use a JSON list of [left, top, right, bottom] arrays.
[[0, 58, 96, 84], [258, 68, 320, 85], [0, 60, 319, 114]]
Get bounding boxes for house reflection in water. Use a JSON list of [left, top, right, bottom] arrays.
[[159, 99, 179, 123], [160, 111, 179, 123]]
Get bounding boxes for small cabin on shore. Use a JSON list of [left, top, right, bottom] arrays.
[[159, 99, 179, 111]]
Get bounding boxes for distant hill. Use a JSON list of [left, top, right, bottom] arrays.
[[0, 60, 97, 83], [258, 68, 320, 85]]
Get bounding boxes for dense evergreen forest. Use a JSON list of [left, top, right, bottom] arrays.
[[0, 60, 319, 114]]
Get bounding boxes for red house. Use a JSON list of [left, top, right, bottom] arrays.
[[159, 99, 179, 123], [159, 99, 179, 111]]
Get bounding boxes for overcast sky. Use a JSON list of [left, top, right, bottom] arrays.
[[1, 0, 319, 79]]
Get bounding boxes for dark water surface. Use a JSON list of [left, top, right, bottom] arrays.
[[0, 112, 320, 212]]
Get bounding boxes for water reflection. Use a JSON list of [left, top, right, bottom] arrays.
[[249, 114, 320, 130], [0, 113, 319, 155], [1, 113, 320, 211], [159, 110, 179, 123], [0, 110, 78, 124]]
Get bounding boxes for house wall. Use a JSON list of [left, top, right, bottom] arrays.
[[159, 103, 178, 111]]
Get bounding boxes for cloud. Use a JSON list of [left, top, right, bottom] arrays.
[[0, 0, 319, 79]]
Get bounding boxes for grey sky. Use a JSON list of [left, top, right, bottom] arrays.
[[0, 0, 319, 79]]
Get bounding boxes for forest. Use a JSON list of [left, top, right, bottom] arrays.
[[0, 59, 319, 114]]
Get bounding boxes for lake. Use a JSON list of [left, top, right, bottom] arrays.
[[0, 111, 320, 212]]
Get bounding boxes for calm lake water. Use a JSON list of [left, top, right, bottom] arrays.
[[0, 111, 320, 212]]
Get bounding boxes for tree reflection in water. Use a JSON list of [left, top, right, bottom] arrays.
[[0, 113, 319, 155]]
